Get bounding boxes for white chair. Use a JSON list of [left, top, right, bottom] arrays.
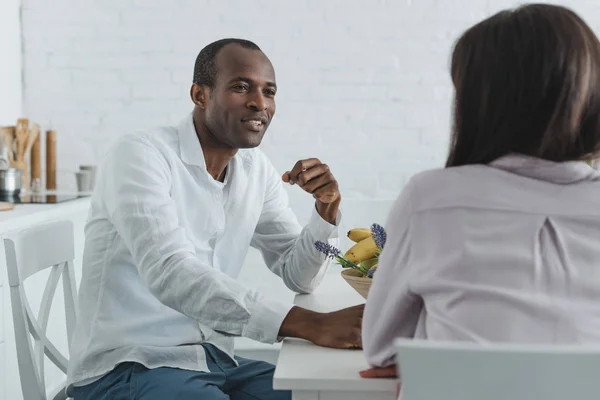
[[395, 338, 600, 400], [5, 221, 77, 400]]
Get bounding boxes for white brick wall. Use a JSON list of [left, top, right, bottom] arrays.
[[0, 0, 22, 125], [20, 0, 600, 290]]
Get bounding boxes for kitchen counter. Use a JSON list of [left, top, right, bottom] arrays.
[[0, 194, 91, 228]]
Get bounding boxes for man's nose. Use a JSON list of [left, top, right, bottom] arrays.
[[247, 92, 267, 111]]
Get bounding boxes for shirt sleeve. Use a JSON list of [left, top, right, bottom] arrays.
[[250, 159, 341, 294], [100, 136, 292, 344], [362, 178, 423, 367]]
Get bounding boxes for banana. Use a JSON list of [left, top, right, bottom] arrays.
[[347, 228, 372, 243], [344, 237, 379, 263], [360, 258, 378, 270]]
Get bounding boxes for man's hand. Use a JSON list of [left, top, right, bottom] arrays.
[[309, 304, 364, 349], [359, 365, 398, 378], [282, 158, 341, 224], [279, 304, 364, 349]]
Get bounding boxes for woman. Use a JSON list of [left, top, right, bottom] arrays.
[[361, 3, 600, 378]]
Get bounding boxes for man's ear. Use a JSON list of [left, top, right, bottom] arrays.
[[190, 83, 210, 109]]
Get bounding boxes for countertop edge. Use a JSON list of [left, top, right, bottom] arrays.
[[0, 197, 91, 233], [272, 376, 397, 392]]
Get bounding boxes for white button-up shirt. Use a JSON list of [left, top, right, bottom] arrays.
[[67, 114, 339, 386], [363, 155, 600, 367]]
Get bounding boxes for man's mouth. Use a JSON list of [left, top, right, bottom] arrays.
[[241, 117, 267, 132]]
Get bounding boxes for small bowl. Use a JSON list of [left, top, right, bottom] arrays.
[[341, 269, 372, 299]]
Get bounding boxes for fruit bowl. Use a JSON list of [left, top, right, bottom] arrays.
[[314, 224, 387, 300], [341, 269, 372, 299]]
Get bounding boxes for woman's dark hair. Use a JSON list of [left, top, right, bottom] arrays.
[[446, 3, 600, 167]]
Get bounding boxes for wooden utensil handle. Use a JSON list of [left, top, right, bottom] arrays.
[[15, 118, 28, 162], [31, 134, 41, 182], [46, 130, 56, 190]]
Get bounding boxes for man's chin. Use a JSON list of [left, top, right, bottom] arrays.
[[235, 134, 264, 149], [237, 142, 261, 149]]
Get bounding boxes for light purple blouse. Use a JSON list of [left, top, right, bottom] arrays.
[[363, 154, 600, 367]]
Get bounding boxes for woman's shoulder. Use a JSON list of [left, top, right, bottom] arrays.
[[404, 164, 518, 213], [408, 164, 491, 191]]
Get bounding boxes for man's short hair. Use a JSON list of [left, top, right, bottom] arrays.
[[193, 38, 262, 88]]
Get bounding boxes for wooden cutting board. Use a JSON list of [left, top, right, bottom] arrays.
[[0, 202, 14, 211]]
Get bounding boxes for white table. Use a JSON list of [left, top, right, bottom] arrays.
[[273, 271, 398, 400]]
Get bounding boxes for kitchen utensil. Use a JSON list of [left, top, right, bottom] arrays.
[[0, 141, 9, 170], [1, 126, 15, 162], [31, 132, 41, 185], [8, 159, 26, 192], [8, 119, 30, 193], [21, 123, 40, 192], [30, 177, 42, 193], [24, 123, 40, 155], [15, 118, 29, 163], [0, 168, 23, 196], [46, 130, 56, 190]]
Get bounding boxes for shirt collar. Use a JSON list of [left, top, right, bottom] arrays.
[[177, 112, 254, 172], [178, 113, 207, 168], [489, 154, 600, 184]]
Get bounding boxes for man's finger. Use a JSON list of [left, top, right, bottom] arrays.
[[287, 158, 321, 184], [302, 172, 333, 194], [358, 366, 398, 379], [296, 164, 330, 186]]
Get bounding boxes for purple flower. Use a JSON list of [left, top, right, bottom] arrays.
[[366, 265, 378, 278], [314, 240, 341, 260], [371, 223, 387, 248]]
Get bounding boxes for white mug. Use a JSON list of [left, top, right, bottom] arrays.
[[78, 165, 97, 190], [75, 170, 93, 193]]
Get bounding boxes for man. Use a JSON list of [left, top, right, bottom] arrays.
[[66, 38, 363, 400]]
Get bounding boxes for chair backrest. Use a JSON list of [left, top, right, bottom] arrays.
[[5, 220, 77, 400], [395, 339, 600, 400]]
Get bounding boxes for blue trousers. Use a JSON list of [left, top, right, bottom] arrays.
[[72, 344, 291, 400]]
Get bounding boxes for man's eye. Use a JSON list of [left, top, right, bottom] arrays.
[[233, 85, 248, 91], [265, 89, 276, 96]]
